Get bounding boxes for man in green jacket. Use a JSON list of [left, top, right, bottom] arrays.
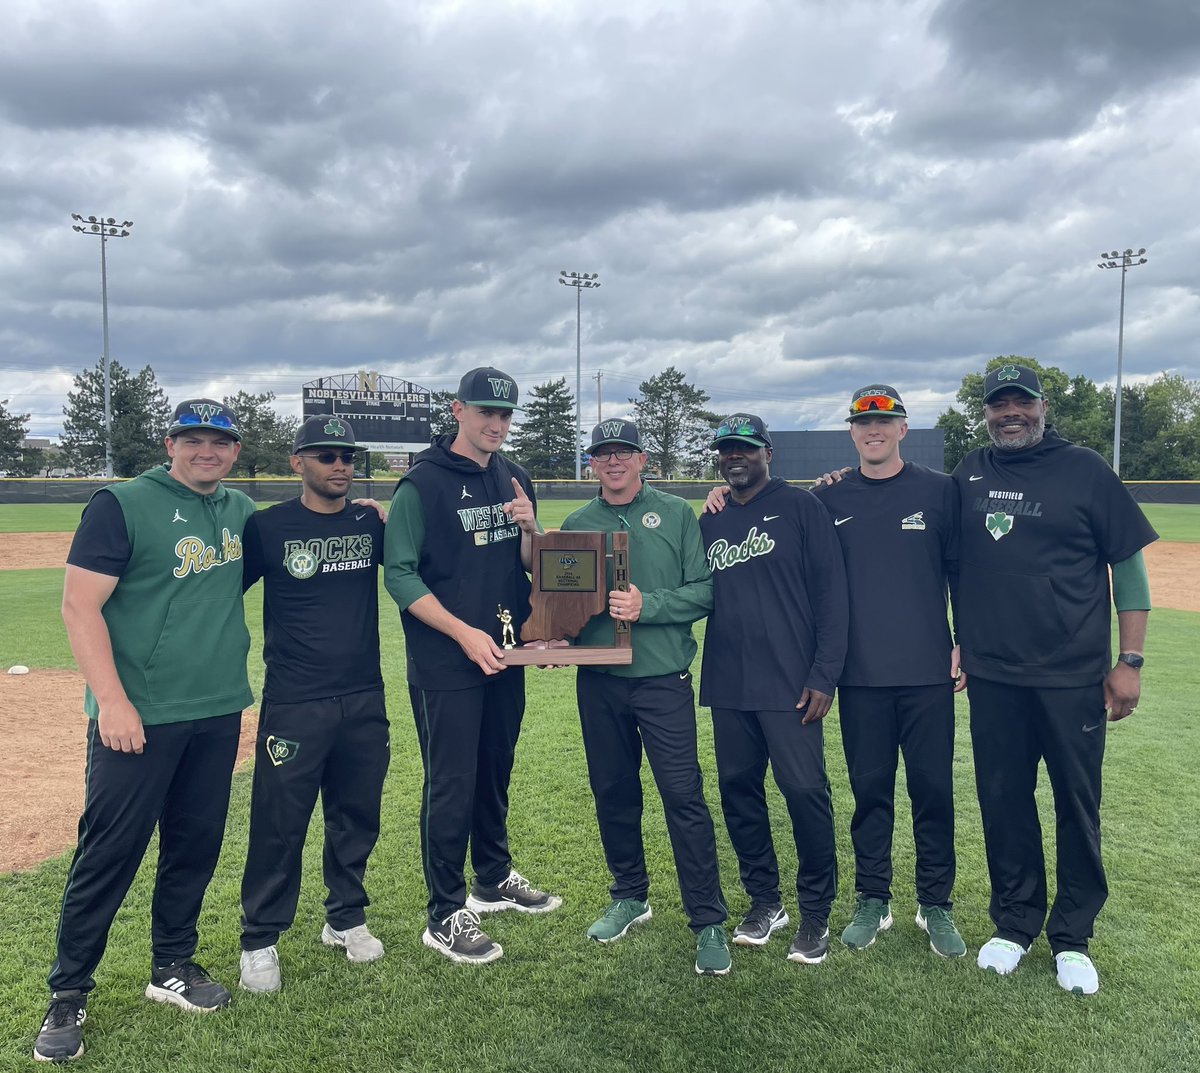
[[563, 420, 730, 976], [35, 399, 254, 1064]]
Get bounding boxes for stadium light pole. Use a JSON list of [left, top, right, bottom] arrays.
[[72, 214, 134, 479], [1097, 247, 1148, 476], [559, 270, 601, 479]]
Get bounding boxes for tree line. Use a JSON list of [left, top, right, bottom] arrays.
[[2, 357, 1196, 481]]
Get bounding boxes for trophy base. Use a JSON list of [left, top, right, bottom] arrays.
[[498, 646, 634, 667]]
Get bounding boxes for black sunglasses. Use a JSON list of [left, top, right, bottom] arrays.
[[300, 450, 358, 465]]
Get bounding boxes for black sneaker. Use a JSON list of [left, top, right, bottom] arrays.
[[732, 902, 790, 947], [145, 959, 231, 1012], [466, 869, 563, 915], [422, 908, 503, 965], [787, 918, 831, 964], [33, 992, 86, 1063]]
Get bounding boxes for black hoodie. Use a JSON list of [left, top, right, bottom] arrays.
[[384, 434, 536, 689], [951, 427, 1157, 687]]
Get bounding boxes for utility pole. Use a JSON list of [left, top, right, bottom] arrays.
[[558, 270, 601, 479], [71, 214, 134, 479], [594, 370, 603, 423], [1097, 247, 1148, 475]]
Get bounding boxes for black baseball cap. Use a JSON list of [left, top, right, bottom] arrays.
[[293, 415, 360, 452], [846, 384, 907, 422], [983, 363, 1043, 403], [589, 419, 641, 450], [167, 398, 242, 441], [712, 413, 772, 448], [457, 366, 520, 409]]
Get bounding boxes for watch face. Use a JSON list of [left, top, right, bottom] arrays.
[[1119, 653, 1144, 668]]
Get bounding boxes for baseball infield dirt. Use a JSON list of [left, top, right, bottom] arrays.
[[1, 531, 1197, 873]]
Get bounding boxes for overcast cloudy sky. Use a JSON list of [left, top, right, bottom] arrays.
[[3, 0, 1198, 440]]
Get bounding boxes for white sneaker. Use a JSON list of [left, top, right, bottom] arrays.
[[239, 946, 281, 993], [1055, 951, 1100, 995], [321, 923, 385, 963], [977, 937, 1028, 975]]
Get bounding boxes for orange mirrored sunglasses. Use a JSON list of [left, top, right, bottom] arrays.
[[851, 394, 901, 414]]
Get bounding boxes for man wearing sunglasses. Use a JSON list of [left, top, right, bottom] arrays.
[[952, 363, 1156, 995], [38, 399, 254, 1063], [237, 416, 390, 993], [563, 420, 731, 976], [810, 385, 967, 960], [699, 413, 848, 967], [384, 367, 559, 967]]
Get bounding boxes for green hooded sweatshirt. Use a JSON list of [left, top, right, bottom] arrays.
[[85, 465, 255, 724]]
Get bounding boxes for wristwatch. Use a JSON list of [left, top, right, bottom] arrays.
[[1117, 652, 1145, 669]]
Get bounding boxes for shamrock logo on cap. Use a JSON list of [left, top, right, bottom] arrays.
[[324, 419, 346, 437], [997, 365, 1020, 382]]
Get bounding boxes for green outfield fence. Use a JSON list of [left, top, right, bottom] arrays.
[[2, 477, 1200, 505]]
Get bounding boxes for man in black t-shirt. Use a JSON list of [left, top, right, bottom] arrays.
[[237, 416, 390, 994], [699, 414, 848, 966], [812, 385, 967, 960], [952, 363, 1157, 996]]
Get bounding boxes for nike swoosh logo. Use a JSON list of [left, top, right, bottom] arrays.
[[355, 511, 367, 520], [1082, 723, 1104, 733], [834, 517, 852, 526], [969, 475, 984, 482], [763, 515, 779, 521], [679, 673, 689, 680]]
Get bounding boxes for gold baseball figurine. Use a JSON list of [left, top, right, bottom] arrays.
[[497, 605, 516, 649]]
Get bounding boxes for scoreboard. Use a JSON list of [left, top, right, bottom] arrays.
[[302, 372, 433, 451]]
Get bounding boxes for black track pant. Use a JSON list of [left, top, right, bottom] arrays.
[[240, 690, 390, 951], [968, 675, 1107, 955], [838, 683, 956, 908], [48, 713, 241, 994], [711, 708, 838, 924], [577, 668, 726, 932], [410, 672, 525, 927]]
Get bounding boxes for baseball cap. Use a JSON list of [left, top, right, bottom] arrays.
[[846, 385, 907, 422], [293, 415, 360, 453], [589, 418, 641, 450], [983, 363, 1043, 403], [712, 413, 772, 448], [167, 398, 242, 441], [456, 366, 520, 409]]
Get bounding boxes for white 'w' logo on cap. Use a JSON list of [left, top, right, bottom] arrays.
[[190, 402, 222, 422], [488, 378, 513, 399], [600, 420, 625, 438]]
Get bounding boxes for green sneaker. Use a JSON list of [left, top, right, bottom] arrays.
[[586, 899, 652, 944], [694, 925, 732, 976], [841, 896, 893, 950], [916, 905, 967, 959]]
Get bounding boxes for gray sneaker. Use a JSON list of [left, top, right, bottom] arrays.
[[422, 909, 503, 965], [322, 923, 384, 963], [466, 870, 563, 914], [841, 896, 893, 950], [33, 992, 86, 1063], [239, 945, 282, 992]]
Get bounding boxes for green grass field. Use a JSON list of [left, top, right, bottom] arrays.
[[1, 502, 1198, 1072]]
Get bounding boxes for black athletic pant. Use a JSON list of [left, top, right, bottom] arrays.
[[48, 713, 241, 994], [410, 672, 525, 927], [968, 675, 1107, 955], [240, 689, 390, 951], [838, 683, 956, 908], [711, 708, 838, 925], [577, 668, 727, 932]]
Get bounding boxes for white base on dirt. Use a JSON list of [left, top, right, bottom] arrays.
[[8, 665, 30, 675]]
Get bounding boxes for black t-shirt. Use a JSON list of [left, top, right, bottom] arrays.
[[812, 463, 958, 687], [67, 490, 131, 576], [244, 498, 385, 703], [699, 477, 848, 708], [951, 429, 1158, 687]]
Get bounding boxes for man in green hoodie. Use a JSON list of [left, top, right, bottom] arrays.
[[35, 399, 254, 1064], [563, 419, 730, 977]]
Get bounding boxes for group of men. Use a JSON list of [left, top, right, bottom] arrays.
[[34, 362, 1155, 1062]]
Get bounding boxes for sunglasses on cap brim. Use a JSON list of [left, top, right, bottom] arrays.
[[714, 420, 759, 438], [175, 412, 237, 430], [850, 395, 903, 415]]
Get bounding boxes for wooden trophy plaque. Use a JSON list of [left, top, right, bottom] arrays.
[[498, 530, 633, 667]]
